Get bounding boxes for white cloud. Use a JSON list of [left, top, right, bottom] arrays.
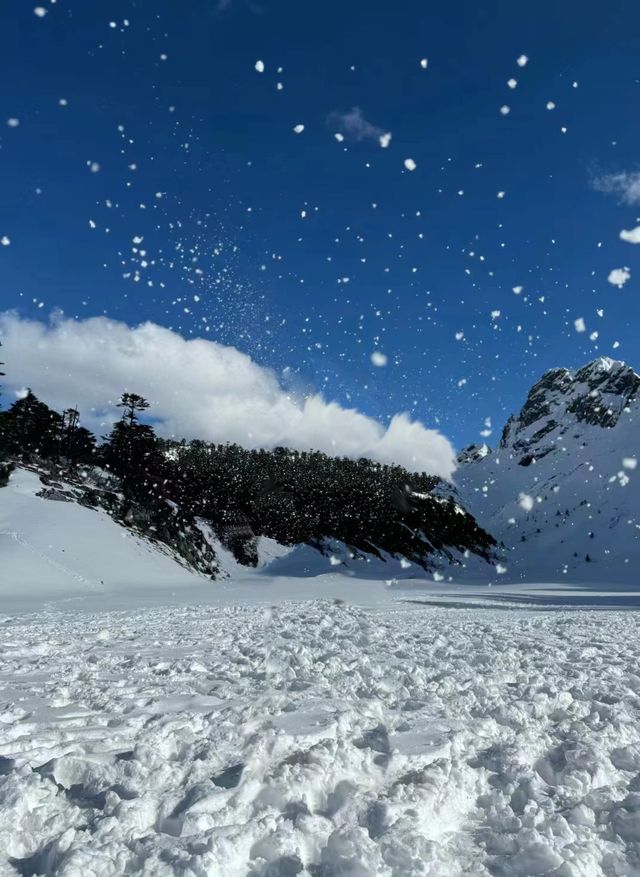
[[620, 226, 640, 243], [592, 171, 640, 205], [0, 312, 456, 479], [329, 107, 391, 148], [608, 267, 631, 288]]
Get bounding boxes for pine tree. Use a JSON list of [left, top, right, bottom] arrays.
[[102, 392, 160, 495], [4, 390, 63, 458], [117, 393, 150, 428], [60, 407, 95, 463]]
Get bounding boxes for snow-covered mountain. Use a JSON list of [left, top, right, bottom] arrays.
[[455, 357, 640, 583]]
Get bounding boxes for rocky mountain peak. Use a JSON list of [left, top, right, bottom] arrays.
[[510, 358, 639, 446]]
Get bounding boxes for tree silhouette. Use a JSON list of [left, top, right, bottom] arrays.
[[118, 393, 150, 428]]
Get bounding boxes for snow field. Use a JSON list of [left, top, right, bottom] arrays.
[[2, 601, 640, 875]]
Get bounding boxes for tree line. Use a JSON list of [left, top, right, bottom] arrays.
[[0, 342, 495, 567]]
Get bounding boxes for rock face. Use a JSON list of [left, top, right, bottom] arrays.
[[454, 358, 640, 584], [504, 358, 640, 464]]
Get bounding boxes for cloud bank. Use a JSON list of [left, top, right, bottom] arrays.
[[0, 312, 456, 479]]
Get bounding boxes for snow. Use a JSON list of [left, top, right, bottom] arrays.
[[608, 267, 631, 288], [0, 469, 206, 608], [4, 597, 640, 875], [620, 226, 640, 244], [4, 466, 640, 872]]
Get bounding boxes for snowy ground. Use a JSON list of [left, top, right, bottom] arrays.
[[3, 598, 640, 876]]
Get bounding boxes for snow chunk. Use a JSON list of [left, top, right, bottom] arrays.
[[370, 351, 388, 367], [518, 493, 534, 511], [516, 54, 529, 67], [620, 226, 640, 244], [254, 59, 265, 73], [293, 124, 305, 134], [608, 267, 631, 288], [404, 158, 417, 171], [574, 317, 586, 333]]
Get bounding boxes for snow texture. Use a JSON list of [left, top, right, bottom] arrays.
[[3, 599, 640, 875]]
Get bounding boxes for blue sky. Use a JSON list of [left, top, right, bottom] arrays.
[[1, 0, 640, 449]]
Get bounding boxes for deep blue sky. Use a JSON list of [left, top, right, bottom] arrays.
[[1, 0, 639, 447]]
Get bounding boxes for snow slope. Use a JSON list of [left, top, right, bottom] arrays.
[[3, 599, 640, 876], [455, 357, 640, 584], [0, 468, 207, 607]]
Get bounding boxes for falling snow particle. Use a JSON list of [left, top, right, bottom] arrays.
[[500, 105, 511, 116], [420, 58, 429, 69], [574, 317, 586, 333], [516, 54, 529, 67], [546, 101, 556, 110], [293, 124, 305, 133], [371, 351, 388, 367], [33, 6, 47, 17], [379, 132, 392, 148], [608, 267, 631, 288], [6, 118, 20, 128], [404, 158, 417, 171], [623, 458, 638, 470], [620, 226, 640, 244], [512, 285, 523, 295], [507, 78, 517, 89], [518, 493, 534, 511], [1, 236, 11, 246], [255, 60, 265, 73]]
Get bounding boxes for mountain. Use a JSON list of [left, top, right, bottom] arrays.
[[454, 357, 640, 583]]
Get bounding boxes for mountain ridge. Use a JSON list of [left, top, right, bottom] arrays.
[[454, 356, 640, 583]]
